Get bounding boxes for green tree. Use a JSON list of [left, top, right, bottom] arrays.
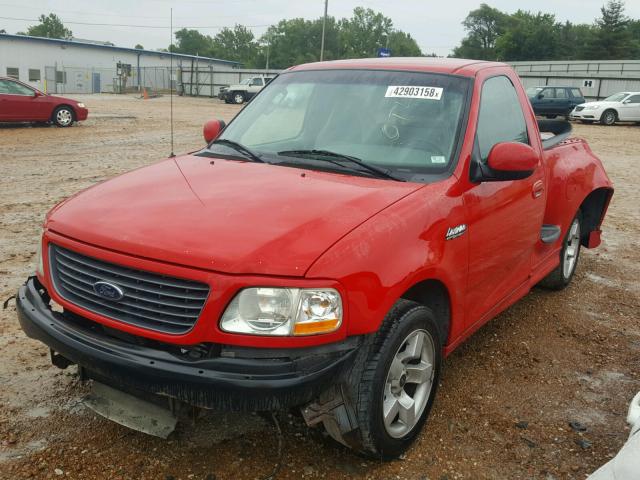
[[211, 25, 259, 65], [170, 28, 213, 56], [338, 7, 393, 58], [26, 13, 72, 39], [586, 1, 637, 59], [258, 17, 339, 69], [495, 11, 561, 61], [134, 44, 144, 49], [453, 4, 509, 59], [386, 31, 422, 57]]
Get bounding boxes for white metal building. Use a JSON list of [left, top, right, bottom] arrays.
[[509, 60, 640, 100], [0, 33, 240, 94]]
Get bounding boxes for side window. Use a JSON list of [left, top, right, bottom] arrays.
[[0, 80, 13, 94], [477, 76, 529, 162], [571, 88, 583, 98], [1, 80, 34, 95], [541, 88, 555, 98], [626, 95, 640, 104], [555, 88, 568, 98]]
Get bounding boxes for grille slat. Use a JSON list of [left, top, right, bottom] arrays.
[[58, 273, 200, 319], [54, 254, 208, 301], [55, 247, 210, 291], [50, 244, 210, 334], [56, 268, 203, 310]]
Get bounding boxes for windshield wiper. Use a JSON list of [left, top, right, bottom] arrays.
[[277, 149, 402, 181], [210, 139, 264, 163]]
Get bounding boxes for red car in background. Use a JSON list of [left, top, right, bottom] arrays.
[[0, 76, 88, 127]]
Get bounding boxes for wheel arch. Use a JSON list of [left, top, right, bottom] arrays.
[[579, 187, 614, 247], [601, 108, 618, 122], [400, 279, 451, 346]]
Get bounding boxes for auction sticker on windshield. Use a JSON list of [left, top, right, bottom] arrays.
[[385, 86, 443, 100]]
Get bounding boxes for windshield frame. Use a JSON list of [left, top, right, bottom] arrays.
[[206, 68, 474, 184]]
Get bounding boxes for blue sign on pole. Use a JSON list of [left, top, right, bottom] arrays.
[[377, 48, 391, 57]]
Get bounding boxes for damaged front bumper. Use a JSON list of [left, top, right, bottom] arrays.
[[16, 276, 360, 411]]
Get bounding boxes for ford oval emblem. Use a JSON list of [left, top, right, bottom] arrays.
[[93, 281, 125, 301]]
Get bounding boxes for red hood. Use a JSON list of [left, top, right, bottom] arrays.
[[47, 154, 422, 276]]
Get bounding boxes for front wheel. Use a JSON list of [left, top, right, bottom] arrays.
[[538, 213, 582, 290], [600, 109, 617, 126], [341, 300, 442, 458], [53, 106, 74, 127], [232, 92, 245, 104]]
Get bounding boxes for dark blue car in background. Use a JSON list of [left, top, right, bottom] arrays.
[[527, 86, 586, 118]]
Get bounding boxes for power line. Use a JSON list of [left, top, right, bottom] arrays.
[[0, 15, 270, 30]]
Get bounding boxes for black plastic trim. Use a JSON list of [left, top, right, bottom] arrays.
[[16, 277, 360, 411]]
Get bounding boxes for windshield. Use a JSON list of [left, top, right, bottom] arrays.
[[239, 78, 252, 85], [217, 69, 471, 181], [526, 87, 544, 96], [603, 92, 629, 102]]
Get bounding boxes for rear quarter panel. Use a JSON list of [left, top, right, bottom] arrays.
[[541, 138, 612, 237]]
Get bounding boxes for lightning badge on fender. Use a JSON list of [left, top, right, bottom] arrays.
[[446, 224, 467, 240]]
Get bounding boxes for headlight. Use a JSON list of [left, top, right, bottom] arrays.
[[76, 103, 85, 108], [220, 287, 342, 336], [35, 232, 44, 277], [585, 105, 601, 110]]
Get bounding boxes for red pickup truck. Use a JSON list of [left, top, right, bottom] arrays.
[[17, 58, 612, 458]]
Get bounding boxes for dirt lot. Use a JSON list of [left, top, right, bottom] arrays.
[[0, 94, 638, 480]]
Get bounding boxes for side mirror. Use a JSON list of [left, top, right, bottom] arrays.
[[203, 119, 226, 143], [537, 93, 544, 99], [623, 99, 631, 104], [485, 142, 538, 181]]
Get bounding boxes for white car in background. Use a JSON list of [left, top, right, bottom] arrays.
[[571, 91, 640, 125]]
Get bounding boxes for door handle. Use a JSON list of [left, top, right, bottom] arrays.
[[532, 180, 544, 199]]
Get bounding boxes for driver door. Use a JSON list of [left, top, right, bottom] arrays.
[[463, 75, 545, 327], [0, 79, 42, 121]]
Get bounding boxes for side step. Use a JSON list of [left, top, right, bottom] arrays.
[[84, 382, 177, 438], [540, 224, 561, 244]]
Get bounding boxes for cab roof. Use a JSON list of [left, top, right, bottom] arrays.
[[288, 57, 509, 77]]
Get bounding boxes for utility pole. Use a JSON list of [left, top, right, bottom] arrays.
[[320, 0, 328, 61]]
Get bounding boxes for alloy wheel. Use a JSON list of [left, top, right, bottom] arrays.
[[382, 329, 435, 438], [563, 218, 581, 279]]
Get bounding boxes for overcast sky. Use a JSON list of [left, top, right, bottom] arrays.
[[1, 0, 639, 57]]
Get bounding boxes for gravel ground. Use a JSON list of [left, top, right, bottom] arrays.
[[0, 94, 638, 480]]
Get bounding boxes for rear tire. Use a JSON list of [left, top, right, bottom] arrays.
[[538, 212, 582, 290], [53, 106, 74, 127], [600, 109, 617, 126], [339, 299, 442, 459]]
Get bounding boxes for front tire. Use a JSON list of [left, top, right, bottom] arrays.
[[342, 300, 442, 459], [232, 92, 245, 104], [538, 213, 582, 290], [600, 109, 617, 126], [53, 106, 74, 127]]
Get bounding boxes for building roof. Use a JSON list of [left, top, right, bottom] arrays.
[[289, 57, 507, 77], [0, 33, 240, 66]]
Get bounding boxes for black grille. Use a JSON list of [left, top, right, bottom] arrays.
[[575, 106, 585, 112], [49, 244, 210, 334]]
